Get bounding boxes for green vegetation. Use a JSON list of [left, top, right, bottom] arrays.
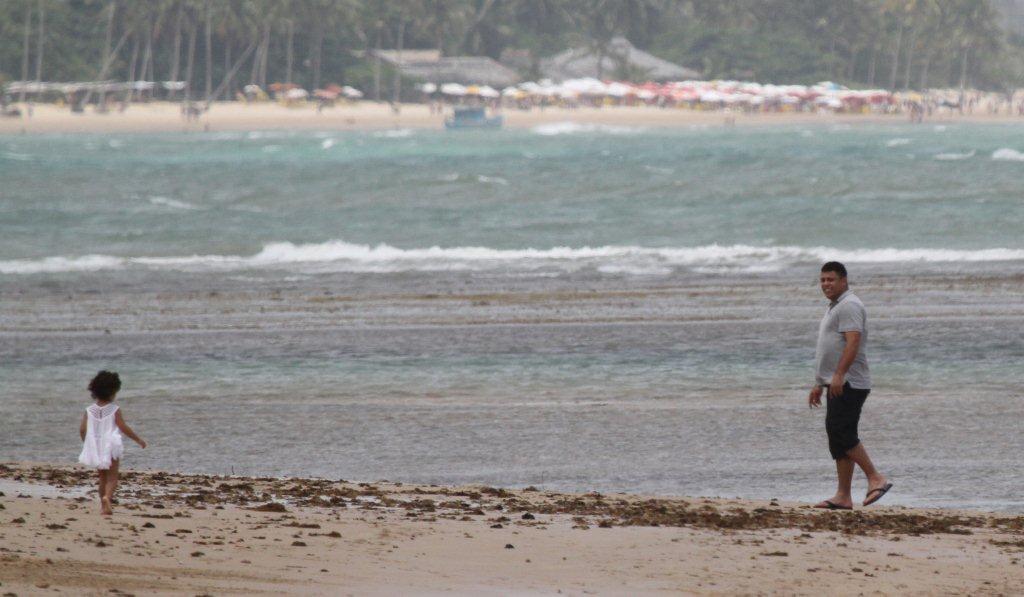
[[0, 0, 1019, 98]]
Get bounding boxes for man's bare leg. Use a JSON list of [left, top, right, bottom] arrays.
[[824, 457, 855, 508], [845, 442, 888, 496], [817, 456, 855, 508]]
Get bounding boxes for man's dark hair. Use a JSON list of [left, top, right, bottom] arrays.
[[821, 261, 848, 278], [88, 370, 121, 401]]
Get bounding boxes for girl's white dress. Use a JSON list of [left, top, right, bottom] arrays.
[[78, 403, 124, 469]]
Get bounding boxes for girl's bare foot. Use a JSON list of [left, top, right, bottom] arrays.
[[101, 497, 113, 516]]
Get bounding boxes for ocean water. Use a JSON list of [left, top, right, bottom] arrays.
[[2, 122, 1023, 511]]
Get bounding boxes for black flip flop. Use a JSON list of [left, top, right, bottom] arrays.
[[863, 482, 893, 506], [814, 500, 852, 510]]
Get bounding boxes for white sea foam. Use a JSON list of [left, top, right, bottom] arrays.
[[885, 138, 911, 147], [206, 132, 245, 141], [531, 122, 644, 136], [373, 128, 414, 138], [992, 148, 1024, 162], [5, 241, 1024, 276], [439, 173, 460, 182], [597, 264, 673, 276], [246, 131, 292, 140], [148, 196, 200, 210], [0, 255, 124, 274], [476, 175, 509, 185], [934, 150, 975, 161], [1, 152, 32, 161], [321, 138, 336, 149]]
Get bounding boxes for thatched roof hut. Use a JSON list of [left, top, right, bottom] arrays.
[[541, 37, 700, 82]]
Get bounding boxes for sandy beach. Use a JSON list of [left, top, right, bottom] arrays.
[[1, 463, 1022, 595], [2, 101, 1022, 136]]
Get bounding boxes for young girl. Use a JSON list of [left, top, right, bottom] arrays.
[[78, 371, 146, 515]]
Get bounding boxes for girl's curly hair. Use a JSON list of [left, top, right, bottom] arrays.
[[88, 370, 121, 401]]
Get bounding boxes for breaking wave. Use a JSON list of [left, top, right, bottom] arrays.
[[934, 150, 975, 161], [992, 148, 1024, 162], [531, 122, 646, 136], [3, 241, 1024, 276], [148, 196, 200, 210]]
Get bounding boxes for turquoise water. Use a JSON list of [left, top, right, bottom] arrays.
[[3, 123, 1023, 265], [2, 123, 1023, 510]]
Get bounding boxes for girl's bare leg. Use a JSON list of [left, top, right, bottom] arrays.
[[102, 459, 119, 515], [98, 470, 108, 514]]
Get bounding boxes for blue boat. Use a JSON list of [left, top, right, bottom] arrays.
[[444, 107, 503, 130]]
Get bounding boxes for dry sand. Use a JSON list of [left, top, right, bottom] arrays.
[[1, 101, 1020, 136], [1, 463, 1022, 595]]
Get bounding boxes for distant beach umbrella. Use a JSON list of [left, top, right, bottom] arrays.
[[341, 86, 364, 99], [478, 86, 500, 99], [314, 89, 339, 99], [605, 82, 634, 98], [440, 83, 468, 96]]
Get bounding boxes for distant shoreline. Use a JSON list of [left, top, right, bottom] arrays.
[[3, 101, 1024, 135]]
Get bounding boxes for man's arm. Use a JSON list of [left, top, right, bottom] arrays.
[[828, 330, 861, 398], [808, 385, 823, 408]]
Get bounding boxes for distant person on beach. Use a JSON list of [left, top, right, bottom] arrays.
[[78, 371, 146, 515], [808, 262, 892, 510]]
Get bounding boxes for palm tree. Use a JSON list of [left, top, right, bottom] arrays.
[[182, 2, 198, 100], [298, 0, 358, 90], [204, 0, 213, 97], [19, 1, 32, 103], [951, 0, 1001, 90], [167, 0, 185, 98], [34, 0, 45, 83]]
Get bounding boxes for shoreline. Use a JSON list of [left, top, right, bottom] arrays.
[[3, 101, 1024, 136], [2, 463, 1022, 595]]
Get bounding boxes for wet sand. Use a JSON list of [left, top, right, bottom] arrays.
[[1, 101, 1019, 136], [1, 463, 1022, 595]]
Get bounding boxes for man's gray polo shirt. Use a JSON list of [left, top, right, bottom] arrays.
[[815, 290, 870, 389]]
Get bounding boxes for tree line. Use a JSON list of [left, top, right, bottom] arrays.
[[1, 0, 1021, 101]]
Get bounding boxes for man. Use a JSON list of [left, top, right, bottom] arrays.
[[808, 262, 892, 509]]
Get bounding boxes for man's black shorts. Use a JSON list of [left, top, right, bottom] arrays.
[[825, 382, 871, 460]]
